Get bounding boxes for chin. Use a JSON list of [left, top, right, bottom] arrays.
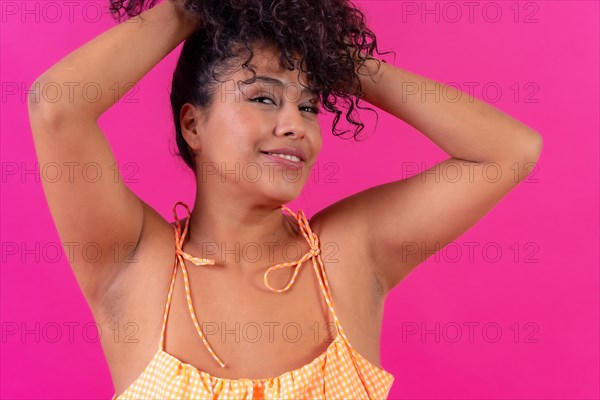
[[264, 185, 301, 204]]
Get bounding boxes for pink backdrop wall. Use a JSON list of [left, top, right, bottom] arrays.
[[1, 1, 598, 399]]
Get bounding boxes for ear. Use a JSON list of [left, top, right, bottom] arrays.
[[180, 103, 206, 153]]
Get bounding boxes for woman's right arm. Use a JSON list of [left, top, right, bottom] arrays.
[[27, 1, 199, 305]]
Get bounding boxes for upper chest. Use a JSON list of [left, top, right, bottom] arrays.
[[99, 209, 385, 388]]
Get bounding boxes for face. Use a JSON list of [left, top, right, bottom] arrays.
[[181, 43, 323, 204]]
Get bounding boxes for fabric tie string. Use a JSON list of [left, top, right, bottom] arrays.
[[172, 202, 322, 294]]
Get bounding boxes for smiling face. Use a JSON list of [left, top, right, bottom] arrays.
[[180, 41, 323, 205]]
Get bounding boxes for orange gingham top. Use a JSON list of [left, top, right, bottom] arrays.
[[113, 201, 394, 399]]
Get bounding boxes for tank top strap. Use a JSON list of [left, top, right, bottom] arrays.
[[158, 202, 228, 368], [158, 239, 178, 352], [277, 205, 352, 347]]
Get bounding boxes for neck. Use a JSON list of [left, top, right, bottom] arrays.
[[181, 187, 302, 269]]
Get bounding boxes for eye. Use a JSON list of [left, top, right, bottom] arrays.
[[303, 98, 322, 114], [251, 96, 276, 105], [300, 105, 320, 114], [251, 96, 320, 114]]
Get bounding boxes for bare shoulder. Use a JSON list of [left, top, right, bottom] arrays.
[[94, 202, 176, 327], [309, 197, 386, 305]]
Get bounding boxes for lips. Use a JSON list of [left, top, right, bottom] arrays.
[[259, 147, 307, 162], [260, 152, 304, 168]]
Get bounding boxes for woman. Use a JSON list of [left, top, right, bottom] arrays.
[[27, 0, 543, 398]]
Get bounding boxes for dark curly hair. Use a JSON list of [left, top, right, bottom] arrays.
[[109, 0, 395, 173]]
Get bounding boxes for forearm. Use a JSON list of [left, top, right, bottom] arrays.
[[29, 1, 198, 121], [357, 59, 542, 163]]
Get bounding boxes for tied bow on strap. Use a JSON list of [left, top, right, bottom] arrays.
[[264, 206, 322, 293], [173, 202, 216, 266]]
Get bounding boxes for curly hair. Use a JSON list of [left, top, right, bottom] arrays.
[[109, 0, 395, 173]]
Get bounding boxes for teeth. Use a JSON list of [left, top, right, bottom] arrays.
[[266, 152, 301, 162]]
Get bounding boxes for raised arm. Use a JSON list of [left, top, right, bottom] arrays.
[[27, 1, 199, 305], [313, 56, 543, 298], [29, 1, 197, 121]]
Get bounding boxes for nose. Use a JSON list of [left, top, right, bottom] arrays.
[[274, 103, 307, 139]]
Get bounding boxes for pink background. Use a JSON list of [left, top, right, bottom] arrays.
[[1, 1, 598, 399]]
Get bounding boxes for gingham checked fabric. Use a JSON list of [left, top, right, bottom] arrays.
[[112, 201, 394, 400]]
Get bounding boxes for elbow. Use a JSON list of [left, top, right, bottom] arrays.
[[522, 131, 543, 163], [28, 77, 61, 129], [27, 79, 44, 116], [27, 75, 83, 131], [513, 131, 543, 181], [28, 76, 98, 129]]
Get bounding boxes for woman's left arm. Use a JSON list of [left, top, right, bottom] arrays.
[[312, 57, 543, 299], [356, 57, 542, 166]]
